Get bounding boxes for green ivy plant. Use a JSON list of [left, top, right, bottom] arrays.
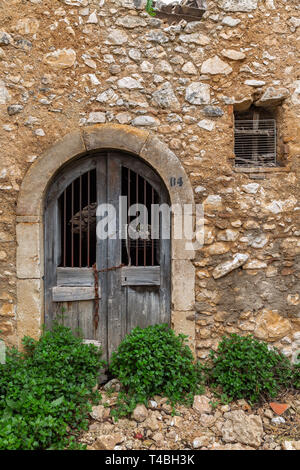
[[205, 334, 297, 404], [146, 0, 156, 17], [0, 324, 104, 450], [109, 324, 204, 419]]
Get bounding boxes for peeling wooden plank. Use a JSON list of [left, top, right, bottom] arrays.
[[121, 266, 160, 286], [57, 267, 94, 286], [52, 286, 100, 302]]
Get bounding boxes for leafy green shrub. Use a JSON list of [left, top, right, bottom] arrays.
[[109, 324, 204, 418], [145, 0, 156, 17], [0, 324, 104, 450], [206, 334, 296, 403]]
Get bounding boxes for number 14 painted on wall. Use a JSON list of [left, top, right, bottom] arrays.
[[170, 177, 183, 187]]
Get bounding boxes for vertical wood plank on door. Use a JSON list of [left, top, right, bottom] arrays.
[[44, 199, 60, 330], [53, 301, 79, 335], [96, 155, 108, 361], [78, 300, 95, 340], [107, 153, 123, 358], [159, 184, 172, 326], [126, 287, 161, 332], [107, 153, 123, 359], [44, 151, 171, 364]]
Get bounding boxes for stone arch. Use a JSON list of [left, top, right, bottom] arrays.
[[16, 124, 196, 351]]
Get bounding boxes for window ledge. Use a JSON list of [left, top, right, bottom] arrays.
[[233, 165, 291, 174]]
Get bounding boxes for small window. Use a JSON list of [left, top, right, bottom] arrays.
[[153, 0, 206, 22], [58, 165, 160, 269], [234, 107, 277, 168]]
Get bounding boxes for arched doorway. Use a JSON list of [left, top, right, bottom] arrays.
[[16, 125, 196, 355], [44, 150, 171, 361]]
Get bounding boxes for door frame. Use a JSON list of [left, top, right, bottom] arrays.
[[16, 125, 196, 353], [44, 150, 171, 360]]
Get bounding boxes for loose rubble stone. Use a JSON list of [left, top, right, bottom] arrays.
[[182, 62, 197, 75], [60, 0, 88, 5], [116, 16, 147, 29], [271, 417, 285, 425], [212, 254, 249, 279], [7, 104, 23, 116], [255, 87, 289, 107], [222, 16, 241, 26], [44, 49, 76, 68], [103, 378, 121, 391], [152, 82, 180, 110], [254, 309, 291, 341], [87, 112, 106, 124], [0, 82, 10, 104], [0, 31, 12, 45], [193, 435, 211, 448], [219, 0, 258, 12], [197, 119, 215, 132], [132, 404, 148, 423], [179, 33, 210, 45], [93, 433, 124, 450], [201, 56, 233, 75], [282, 441, 300, 451], [203, 106, 224, 117], [90, 405, 105, 421], [221, 49, 246, 61], [185, 82, 210, 105], [15, 18, 40, 35], [244, 79, 266, 87], [105, 30, 128, 45], [117, 77, 143, 89], [132, 116, 159, 127], [193, 395, 212, 414], [146, 31, 169, 44], [87, 10, 98, 24], [222, 410, 263, 448]]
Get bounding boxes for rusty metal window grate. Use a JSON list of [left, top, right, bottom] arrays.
[[58, 166, 160, 269], [121, 166, 160, 267], [59, 169, 97, 268], [234, 110, 277, 168]]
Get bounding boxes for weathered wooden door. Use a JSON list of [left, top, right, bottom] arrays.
[[44, 152, 171, 361]]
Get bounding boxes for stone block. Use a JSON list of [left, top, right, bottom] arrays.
[[172, 310, 195, 354], [172, 260, 195, 310], [17, 131, 85, 216], [82, 124, 148, 156]]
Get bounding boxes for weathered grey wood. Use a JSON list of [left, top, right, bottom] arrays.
[[126, 286, 161, 332], [95, 155, 108, 361], [46, 156, 98, 205], [107, 153, 123, 359], [78, 300, 95, 340], [82, 339, 101, 348], [118, 154, 163, 196], [57, 267, 94, 286], [159, 179, 172, 326], [121, 266, 160, 286], [44, 198, 59, 330], [45, 150, 171, 365], [52, 286, 100, 302]]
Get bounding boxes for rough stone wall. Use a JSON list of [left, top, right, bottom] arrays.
[[0, 0, 299, 359]]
